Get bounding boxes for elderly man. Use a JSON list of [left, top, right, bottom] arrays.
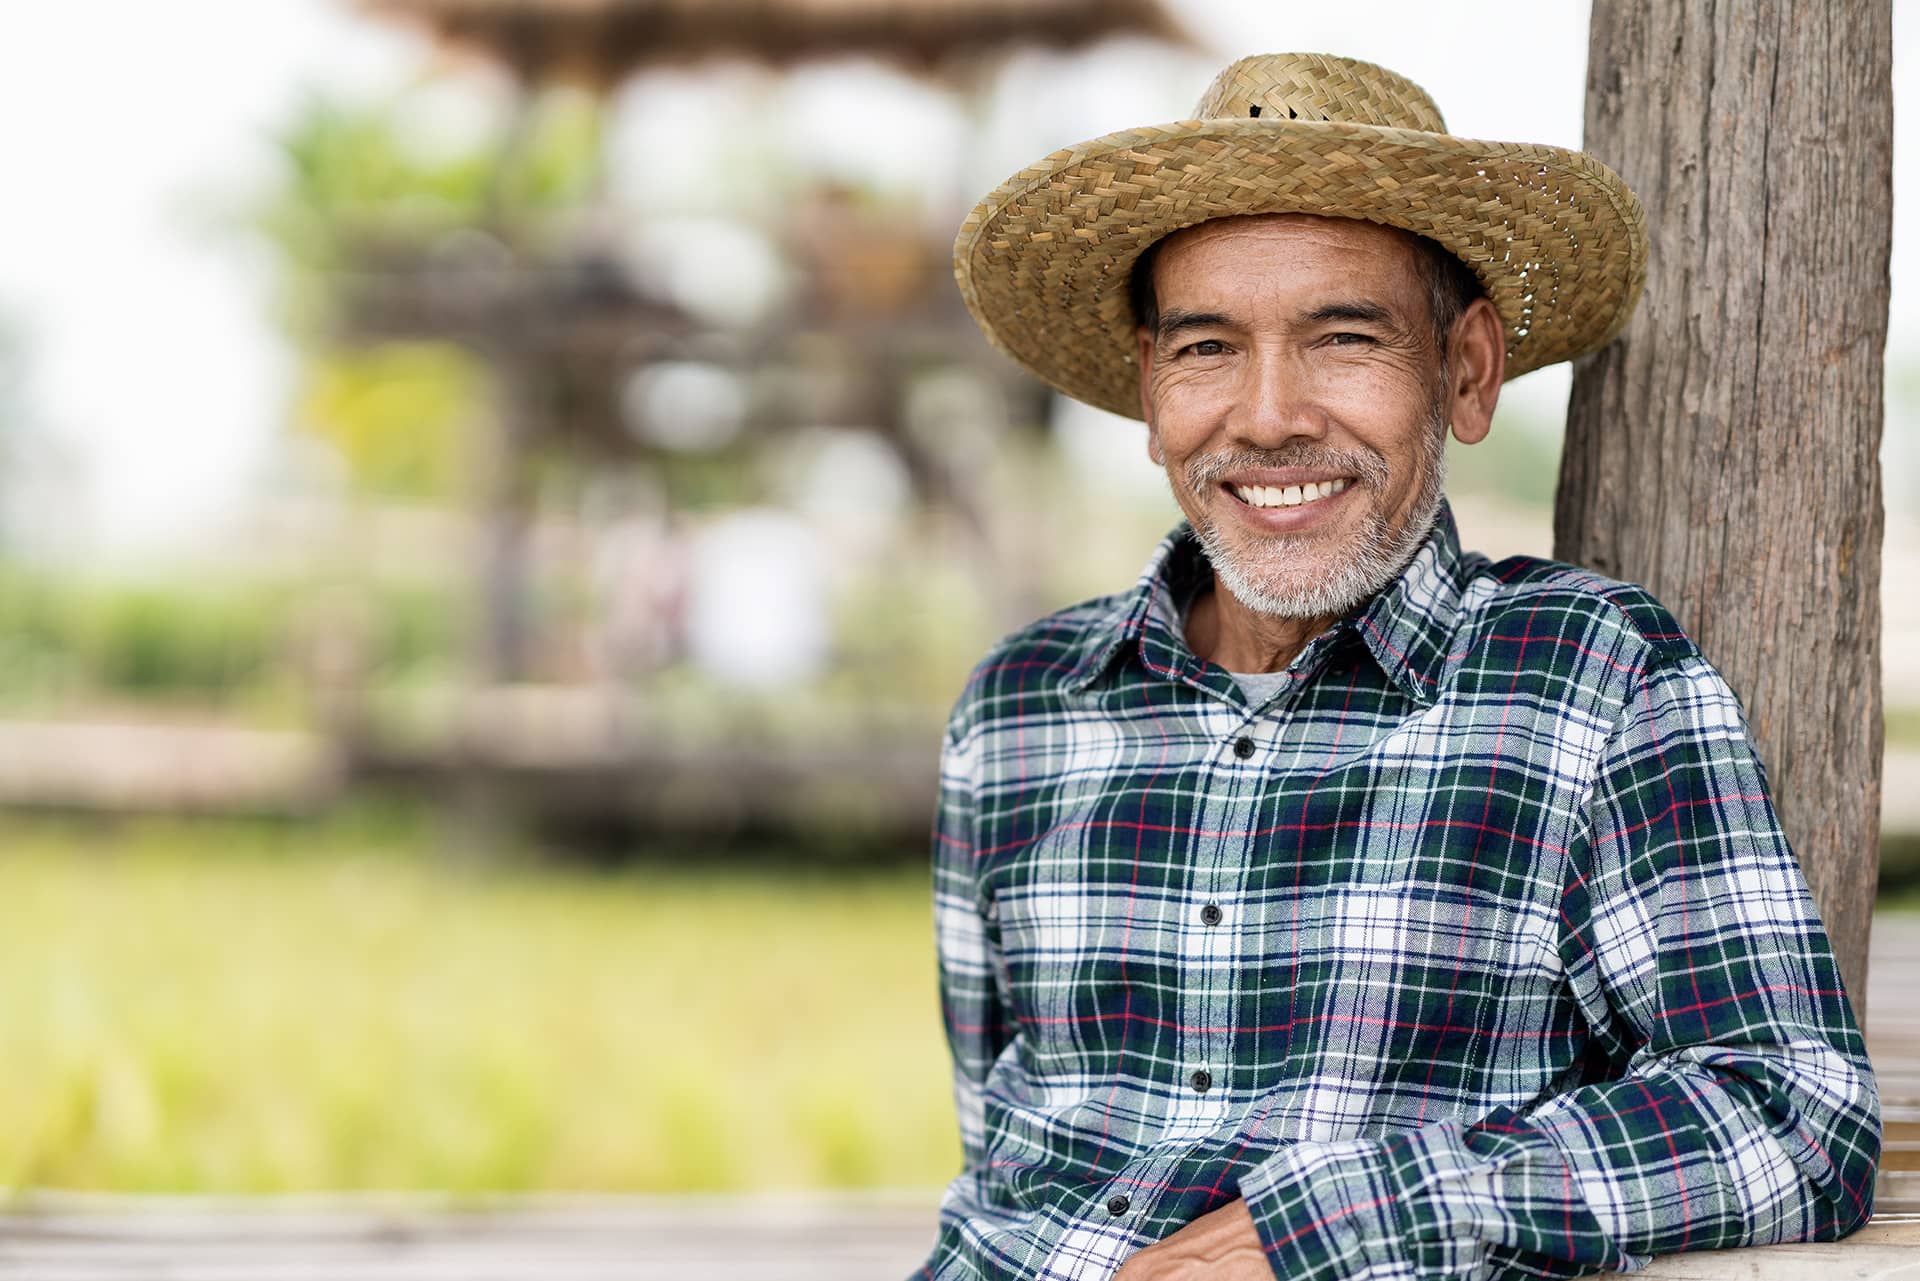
[[915, 52, 1879, 1281]]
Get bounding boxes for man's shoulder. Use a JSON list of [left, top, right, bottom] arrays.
[[942, 591, 1130, 742], [1453, 550, 1704, 681]]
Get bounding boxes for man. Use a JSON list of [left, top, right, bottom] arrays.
[[916, 52, 1879, 1281]]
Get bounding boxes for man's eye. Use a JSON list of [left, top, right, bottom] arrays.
[[1329, 332, 1374, 347], [1184, 340, 1227, 357]]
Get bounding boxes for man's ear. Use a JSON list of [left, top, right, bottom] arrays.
[[1446, 296, 1505, 446], [1136, 327, 1163, 464]]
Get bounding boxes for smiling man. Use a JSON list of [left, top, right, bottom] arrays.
[[916, 53, 1879, 1281]]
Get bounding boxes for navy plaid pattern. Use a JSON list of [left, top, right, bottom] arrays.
[[917, 503, 1878, 1280]]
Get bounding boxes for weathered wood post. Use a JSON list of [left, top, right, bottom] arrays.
[[1557, 1, 1893, 1013]]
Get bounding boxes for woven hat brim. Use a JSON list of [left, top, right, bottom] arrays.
[[954, 117, 1648, 420]]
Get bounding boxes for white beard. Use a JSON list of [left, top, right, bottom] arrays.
[[1180, 406, 1449, 621]]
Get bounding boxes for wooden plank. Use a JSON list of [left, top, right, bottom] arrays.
[[1597, 1217, 1920, 1280], [1870, 918, 1920, 1214], [0, 1197, 1914, 1280], [0, 1194, 937, 1280], [0, 719, 339, 815]]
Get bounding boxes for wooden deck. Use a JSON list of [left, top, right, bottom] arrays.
[[1866, 917, 1920, 1221], [0, 921, 1915, 1279], [0, 1196, 1912, 1280], [0, 1194, 941, 1280]]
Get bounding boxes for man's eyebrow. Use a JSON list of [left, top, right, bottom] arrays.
[[1154, 309, 1234, 343], [1304, 300, 1397, 326]]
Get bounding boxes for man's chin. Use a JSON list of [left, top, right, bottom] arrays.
[[1218, 566, 1352, 618], [1199, 511, 1427, 620], [1208, 509, 1368, 565]]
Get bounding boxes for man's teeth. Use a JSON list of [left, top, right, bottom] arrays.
[[1230, 478, 1351, 508]]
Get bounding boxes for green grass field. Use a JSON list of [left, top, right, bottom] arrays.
[[0, 813, 959, 1194], [8, 807, 1911, 1197]]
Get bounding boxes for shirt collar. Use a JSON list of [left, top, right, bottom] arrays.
[[1060, 521, 1210, 694], [1350, 500, 1467, 705], [1062, 500, 1468, 706]]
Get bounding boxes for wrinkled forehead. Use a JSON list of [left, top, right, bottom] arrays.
[[1149, 212, 1427, 294]]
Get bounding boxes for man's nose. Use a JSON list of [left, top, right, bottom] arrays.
[[1227, 348, 1326, 445]]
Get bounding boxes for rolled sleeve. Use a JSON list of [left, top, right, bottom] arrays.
[[1237, 1136, 1410, 1278]]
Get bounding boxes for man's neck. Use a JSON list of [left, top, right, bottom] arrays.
[[1182, 583, 1339, 675]]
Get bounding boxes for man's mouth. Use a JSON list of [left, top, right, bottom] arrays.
[[1227, 477, 1353, 509]]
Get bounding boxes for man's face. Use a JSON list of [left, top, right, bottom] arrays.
[[1135, 213, 1455, 620]]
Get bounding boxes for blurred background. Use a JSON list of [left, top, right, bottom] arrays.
[[0, 0, 1914, 1212]]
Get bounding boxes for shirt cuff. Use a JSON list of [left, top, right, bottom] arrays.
[[1236, 1137, 1411, 1280]]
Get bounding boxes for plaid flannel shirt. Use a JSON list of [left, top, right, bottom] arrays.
[[917, 503, 1878, 1281]]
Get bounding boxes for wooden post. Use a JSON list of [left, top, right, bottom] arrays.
[[479, 352, 538, 684], [1557, 1, 1892, 1012]]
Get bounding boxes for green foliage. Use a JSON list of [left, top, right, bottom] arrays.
[[0, 569, 463, 713], [376, 580, 464, 677], [88, 590, 278, 698], [0, 815, 958, 1193], [1883, 833, 1920, 900], [1445, 407, 1563, 508], [295, 343, 484, 500], [830, 558, 995, 711], [0, 572, 281, 708], [257, 87, 604, 290], [252, 86, 605, 500]]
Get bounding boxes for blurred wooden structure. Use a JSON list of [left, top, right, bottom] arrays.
[[342, 0, 1190, 687], [0, 718, 339, 817], [361, 684, 942, 845], [356, 0, 1194, 85], [336, 209, 1050, 681]]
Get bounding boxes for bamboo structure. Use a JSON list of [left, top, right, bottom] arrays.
[[356, 0, 1193, 85]]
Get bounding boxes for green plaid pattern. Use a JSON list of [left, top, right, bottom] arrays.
[[916, 503, 1878, 1280]]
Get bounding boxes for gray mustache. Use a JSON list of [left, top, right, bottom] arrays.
[[1184, 445, 1390, 492]]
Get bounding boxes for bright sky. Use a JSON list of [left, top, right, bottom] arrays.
[[0, 1, 1913, 559]]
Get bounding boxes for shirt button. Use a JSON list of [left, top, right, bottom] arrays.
[[1200, 903, 1223, 927], [1107, 1193, 1131, 1216], [1233, 736, 1256, 759], [1190, 1069, 1212, 1094]]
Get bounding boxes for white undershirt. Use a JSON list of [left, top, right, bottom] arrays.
[[1226, 668, 1293, 706]]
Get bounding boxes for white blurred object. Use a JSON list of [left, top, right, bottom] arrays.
[[619, 218, 789, 328], [782, 428, 911, 546], [685, 509, 829, 688], [1051, 395, 1168, 501], [622, 361, 748, 451]]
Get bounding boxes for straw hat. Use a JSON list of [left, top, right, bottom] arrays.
[[953, 52, 1648, 419]]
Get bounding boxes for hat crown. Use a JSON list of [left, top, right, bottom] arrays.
[[1193, 52, 1447, 134]]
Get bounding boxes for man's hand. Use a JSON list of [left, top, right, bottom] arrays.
[[1113, 1197, 1270, 1279]]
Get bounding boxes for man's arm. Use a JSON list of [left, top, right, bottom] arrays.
[[1215, 653, 1880, 1280], [931, 718, 1010, 1165], [922, 716, 1028, 1278]]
